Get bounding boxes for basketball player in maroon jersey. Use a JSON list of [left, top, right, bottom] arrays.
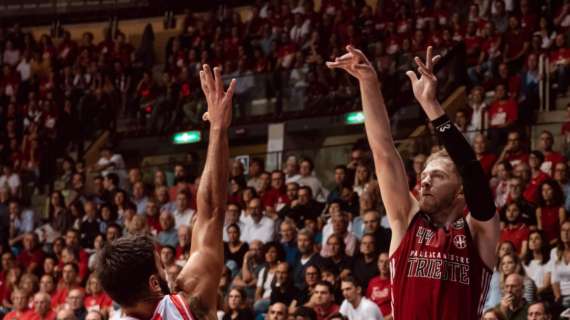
[[327, 46, 499, 319], [96, 65, 236, 320]]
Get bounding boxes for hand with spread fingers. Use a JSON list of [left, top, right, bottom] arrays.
[[326, 45, 378, 83], [405, 46, 442, 106], [199, 64, 236, 130]]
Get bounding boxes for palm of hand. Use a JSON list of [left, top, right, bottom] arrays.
[[413, 76, 437, 103]]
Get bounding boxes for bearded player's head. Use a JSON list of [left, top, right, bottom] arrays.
[[419, 150, 464, 216], [96, 235, 170, 309]]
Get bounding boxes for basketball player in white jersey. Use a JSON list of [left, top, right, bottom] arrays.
[[96, 65, 236, 320]]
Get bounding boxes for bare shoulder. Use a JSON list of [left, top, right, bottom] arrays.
[[388, 193, 420, 256]]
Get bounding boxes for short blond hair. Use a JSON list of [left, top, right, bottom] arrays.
[[425, 149, 460, 178]]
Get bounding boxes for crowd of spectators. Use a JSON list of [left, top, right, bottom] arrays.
[[0, 0, 569, 320]]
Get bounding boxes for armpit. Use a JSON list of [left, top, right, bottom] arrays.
[[188, 295, 212, 320]]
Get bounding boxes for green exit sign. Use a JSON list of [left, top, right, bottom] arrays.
[[345, 111, 365, 125], [172, 131, 201, 144]]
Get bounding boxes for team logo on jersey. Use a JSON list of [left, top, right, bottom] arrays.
[[453, 235, 467, 249], [452, 218, 464, 230], [416, 226, 435, 245]]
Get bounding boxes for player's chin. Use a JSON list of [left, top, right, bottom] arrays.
[[419, 197, 438, 214]]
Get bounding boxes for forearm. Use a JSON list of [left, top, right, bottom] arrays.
[[241, 259, 253, 283], [360, 80, 397, 155], [197, 128, 229, 219], [425, 102, 496, 220]]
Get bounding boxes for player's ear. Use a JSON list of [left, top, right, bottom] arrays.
[[149, 274, 161, 293]]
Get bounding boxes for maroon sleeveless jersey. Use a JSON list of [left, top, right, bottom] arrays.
[[389, 212, 492, 320]]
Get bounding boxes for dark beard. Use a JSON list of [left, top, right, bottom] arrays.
[[158, 275, 171, 295]]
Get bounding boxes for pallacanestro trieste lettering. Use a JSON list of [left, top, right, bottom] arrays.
[[406, 250, 470, 285]]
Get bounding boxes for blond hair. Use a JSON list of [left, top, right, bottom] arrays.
[[425, 149, 460, 178]]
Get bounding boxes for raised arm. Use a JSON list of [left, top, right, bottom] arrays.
[[175, 65, 236, 318], [327, 46, 418, 255], [406, 47, 499, 269]]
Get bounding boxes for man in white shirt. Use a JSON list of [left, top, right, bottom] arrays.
[[94, 146, 127, 183], [172, 190, 195, 228], [8, 199, 36, 246], [339, 277, 384, 320], [0, 164, 21, 196], [241, 197, 274, 244], [296, 158, 328, 202]]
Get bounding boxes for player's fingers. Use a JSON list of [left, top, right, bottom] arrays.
[[432, 55, 441, 66], [414, 56, 428, 71], [426, 46, 433, 70], [405, 70, 418, 84], [418, 67, 437, 81], [326, 61, 351, 70], [223, 79, 237, 105], [346, 45, 368, 63], [202, 112, 209, 122], [214, 66, 223, 97], [335, 52, 354, 62], [203, 64, 215, 92], [199, 71, 209, 94]]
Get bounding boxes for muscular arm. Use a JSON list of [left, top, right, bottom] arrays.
[[175, 66, 235, 316], [327, 46, 417, 256], [360, 80, 418, 251]]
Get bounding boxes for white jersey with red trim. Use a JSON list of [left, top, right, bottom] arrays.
[[121, 294, 196, 320]]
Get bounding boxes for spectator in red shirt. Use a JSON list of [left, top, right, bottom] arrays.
[[536, 179, 567, 245], [39, 274, 57, 306], [366, 252, 392, 319], [22, 292, 55, 320], [520, 0, 538, 33], [549, 34, 570, 95], [64, 230, 88, 280], [262, 170, 290, 211], [500, 202, 530, 255], [474, 133, 498, 178], [522, 151, 550, 204], [503, 16, 530, 70], [493, 131, 529, 174], [84, 274, 112, 316], [4, 289, 30, 320], [17, 233, 45, 275], [487, 84, 519, 152], [538, 130, 566, 176], [306, 281, 340, 320], [464, 21, 482, 66], [51, 262, 82, 308]]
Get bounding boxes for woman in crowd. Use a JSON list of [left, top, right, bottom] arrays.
[[536, 179, 566, 245], [222, 287, 254, 320], [68, 201, 85, 231], [48, 190, 72, 234], [499, 253, 537, 304], [253, 241, 285, 315], [224, 224, 249, 270], [551, 220, 570, 308], [485, 241, 517, 309], [523, 230, 552, 300], [84, 273, 113, 317], [353, 163, 372, 197], [500, 201, 530, 256]]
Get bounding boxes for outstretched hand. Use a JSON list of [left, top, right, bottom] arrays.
[[406, 46, 441, 106], [326, 45, 378, 83], [199, 64, 236, 130]]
